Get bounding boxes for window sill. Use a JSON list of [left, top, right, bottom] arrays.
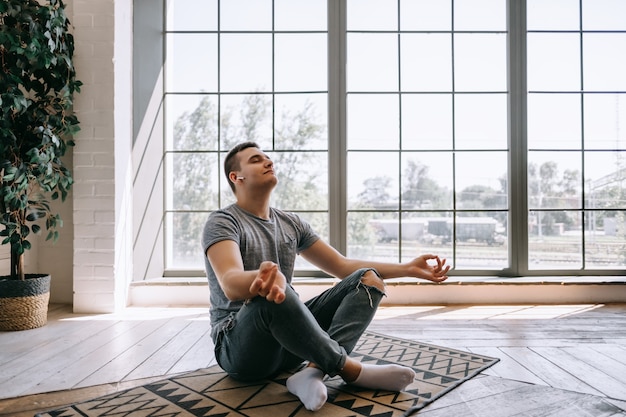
[[128, 276, 626, 307]]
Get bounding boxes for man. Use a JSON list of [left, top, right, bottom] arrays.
[[202, 141, 450, 411]]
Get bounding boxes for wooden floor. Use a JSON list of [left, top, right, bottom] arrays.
[[1, 303, 626, 416]]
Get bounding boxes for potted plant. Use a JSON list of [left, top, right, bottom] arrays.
[[0, 0, 81, 331]]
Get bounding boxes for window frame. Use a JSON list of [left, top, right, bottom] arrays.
[[161, 0, 626, 278]]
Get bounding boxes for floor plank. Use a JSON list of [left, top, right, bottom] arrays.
[[26, 320, 146, 395], [168, 324, 215, 374], [532, 346, 626, 399], [74, 316, 192, 388], [495, 346, 604, 396], [124, 315, 211, 380], [467, 347, 548, 385], [419, 381, 624, 417], [1, 303, 625, 417], [2, 321, 120, 398]]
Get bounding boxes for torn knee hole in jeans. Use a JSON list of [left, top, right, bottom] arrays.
[[222, 314, 237, 332], [355, 278, 386, 308]]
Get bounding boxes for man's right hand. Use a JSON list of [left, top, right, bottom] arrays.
[[249, 261, 286, 304]]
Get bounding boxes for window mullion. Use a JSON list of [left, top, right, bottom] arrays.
[[508, 0, 528, 275], [328, 0, 348, 255]]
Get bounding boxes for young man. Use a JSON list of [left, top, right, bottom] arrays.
[[202, 141, 450, 411]]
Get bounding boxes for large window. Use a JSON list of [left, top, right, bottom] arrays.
[[164, 0, 329, 272], [346, 0, 509, 272], [526, 0, 626, 270], [163, 0, 626, 277]]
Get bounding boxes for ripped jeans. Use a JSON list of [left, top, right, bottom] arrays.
[[214, 268, 385, 381]]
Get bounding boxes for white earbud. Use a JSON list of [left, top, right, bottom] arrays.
[[236, 176, 245, 180]]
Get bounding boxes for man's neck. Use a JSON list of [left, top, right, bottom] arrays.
[[235, 197, 271, 219]]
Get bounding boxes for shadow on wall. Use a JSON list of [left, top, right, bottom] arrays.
[[132, 0, 167, 283]]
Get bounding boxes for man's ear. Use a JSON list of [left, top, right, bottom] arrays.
[[229, 172, 242, 183]]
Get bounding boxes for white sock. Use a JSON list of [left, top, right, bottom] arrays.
[[352, 363, 416, 392], [286, 367, 327, 411]]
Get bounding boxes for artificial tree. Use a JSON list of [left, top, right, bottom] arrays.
[[0, 0, 81, 294]]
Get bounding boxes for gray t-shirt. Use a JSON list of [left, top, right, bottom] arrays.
[[201, 204, 319, 341]]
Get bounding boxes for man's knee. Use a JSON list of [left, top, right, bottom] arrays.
[[360, 269, 385, 292]]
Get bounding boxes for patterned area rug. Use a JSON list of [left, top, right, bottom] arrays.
[[36, 331, 499, 417]]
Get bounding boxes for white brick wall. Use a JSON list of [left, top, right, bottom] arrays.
[[69, 0, 132, 313]]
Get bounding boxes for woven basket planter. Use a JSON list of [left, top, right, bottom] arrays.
[[0, 274, 51, 331]]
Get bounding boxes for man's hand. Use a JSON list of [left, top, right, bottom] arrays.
[[249, 261, 287, 303], [408, 254, 450, 283]]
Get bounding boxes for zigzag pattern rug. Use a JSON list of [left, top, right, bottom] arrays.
[[36, 331, 499, 417]]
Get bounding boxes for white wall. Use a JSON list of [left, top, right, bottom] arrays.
[[132, 0, 166, 283], [66, 0, 133, 313], [29, 0, 164, 312]]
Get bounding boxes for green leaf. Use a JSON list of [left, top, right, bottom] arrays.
[[25, 210, 45, 221]]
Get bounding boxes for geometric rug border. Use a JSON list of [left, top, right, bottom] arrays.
[[355, 331, 500, 416], [34, 331, 500, 417]]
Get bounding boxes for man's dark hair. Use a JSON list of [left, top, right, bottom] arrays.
[[224, 141, 260, 193]]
